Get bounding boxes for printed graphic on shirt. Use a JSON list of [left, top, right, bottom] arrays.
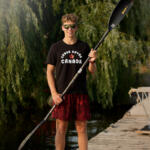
[[61, 50, 82, 64]]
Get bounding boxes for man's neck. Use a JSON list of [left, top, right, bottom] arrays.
[[63, 37, 77, 45]]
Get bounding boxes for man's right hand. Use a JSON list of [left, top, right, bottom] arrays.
[[52, 93, 63, 105]]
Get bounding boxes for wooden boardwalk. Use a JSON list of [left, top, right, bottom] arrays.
[[87, 88, 150, 150]]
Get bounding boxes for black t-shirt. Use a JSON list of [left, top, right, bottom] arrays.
[[46, 40, 90, 94]]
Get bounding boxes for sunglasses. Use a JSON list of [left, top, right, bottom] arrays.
[[63, 24, 77, 30]]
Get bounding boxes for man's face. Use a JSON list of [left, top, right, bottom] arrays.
[[62, 21, 77, 38]]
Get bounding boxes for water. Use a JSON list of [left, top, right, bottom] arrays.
[[0, 105, 130, 150]]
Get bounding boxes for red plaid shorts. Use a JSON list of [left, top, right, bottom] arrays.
[[52, 94, 91, 121]]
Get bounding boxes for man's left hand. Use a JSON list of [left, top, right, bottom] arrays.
[[88, 49, 97, 63]]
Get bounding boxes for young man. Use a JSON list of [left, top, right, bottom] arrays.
[[46, 13, 97, 150]]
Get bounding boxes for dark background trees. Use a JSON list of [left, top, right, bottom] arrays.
[[0, 0, 150, 121]]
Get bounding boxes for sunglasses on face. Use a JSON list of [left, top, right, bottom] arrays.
[[63, 24, 77, 30]]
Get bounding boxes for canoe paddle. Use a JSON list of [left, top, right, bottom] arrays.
[[18, 0, 134, 149]]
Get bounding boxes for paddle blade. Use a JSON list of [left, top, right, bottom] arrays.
[[108, 0, 134, 30]]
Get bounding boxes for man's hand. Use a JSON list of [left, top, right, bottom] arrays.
[[52, 93, 63, 105], [88, 48, 97, 63]]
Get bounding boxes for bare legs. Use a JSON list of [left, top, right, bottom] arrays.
[[55, 119, 68, 150], [75, 121, 88, 150], [55, 120, 88, 150]]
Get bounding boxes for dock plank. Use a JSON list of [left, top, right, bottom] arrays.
[[87, 98, 150, 150]]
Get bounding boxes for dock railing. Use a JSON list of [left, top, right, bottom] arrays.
[[129, 87, 150, 130]]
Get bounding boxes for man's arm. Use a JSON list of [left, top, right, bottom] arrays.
[[47, 64, 62, 105], [88, 62, 97, 74], [88, 49, 97, 74]]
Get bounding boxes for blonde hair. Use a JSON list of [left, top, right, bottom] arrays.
[[61, 13, 78, 24]]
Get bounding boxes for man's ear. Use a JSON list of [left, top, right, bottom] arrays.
[[62, 25, 64, 31]]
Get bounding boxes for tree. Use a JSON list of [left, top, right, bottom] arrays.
[[52, 0, 150, 107], [0, 0, 150, 122], [0, 0, 47, 122]]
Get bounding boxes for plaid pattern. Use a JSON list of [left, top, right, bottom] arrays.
[[52, 94, 91, 121]]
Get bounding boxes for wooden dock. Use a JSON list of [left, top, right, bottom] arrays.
[[87, 88, 150, 150]]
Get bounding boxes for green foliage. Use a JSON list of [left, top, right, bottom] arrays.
[[120, 0, 150, 40], [0, 0, 150, 122], [0, 0, 48, 122], [52, 0, 150, 107]]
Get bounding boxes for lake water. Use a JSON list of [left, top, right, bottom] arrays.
[[0, 104, 131, 150]]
